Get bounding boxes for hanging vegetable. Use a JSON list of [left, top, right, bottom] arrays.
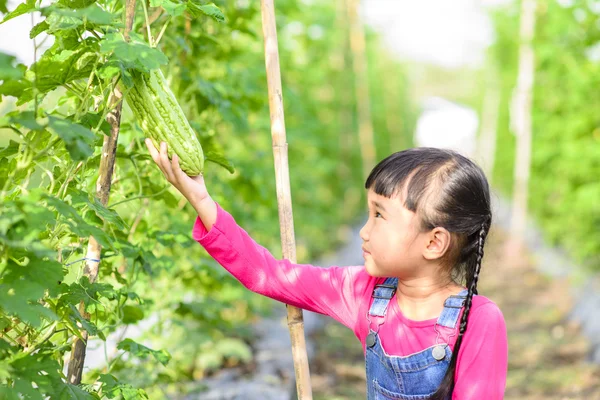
[[125, 68, 205, 176]]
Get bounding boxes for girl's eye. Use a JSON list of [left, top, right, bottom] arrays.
[[366, 209, 382, 218]]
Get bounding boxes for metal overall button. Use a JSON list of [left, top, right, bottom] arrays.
[[366, 331, 377, 348], [432, 344, 447, 360]]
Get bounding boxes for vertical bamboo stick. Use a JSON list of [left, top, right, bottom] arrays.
[[506, 0, 536, 264], [259, 1, 312, 399], [382, 58, 404, 153], [335, 0, 360, 220], [346, 0, 376, 182], [66, 0, 136, 385], [477, 66, 500, 183]]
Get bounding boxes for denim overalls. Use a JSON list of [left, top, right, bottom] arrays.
[[365, 277, 468, 399]]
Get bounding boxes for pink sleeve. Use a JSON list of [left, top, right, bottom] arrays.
[[192, 202, 371, 331], [453, 302, 508, 400]]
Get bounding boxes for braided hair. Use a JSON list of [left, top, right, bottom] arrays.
[[429, 219, 490, 400], [365, 147, 492, 400]]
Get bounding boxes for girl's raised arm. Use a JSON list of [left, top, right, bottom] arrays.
[[145, 139, 370, 330], [192, 201, 370, 330]]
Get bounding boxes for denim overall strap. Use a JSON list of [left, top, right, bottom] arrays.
[[435, 288, 469, 329], [368, 277, 398, 317]]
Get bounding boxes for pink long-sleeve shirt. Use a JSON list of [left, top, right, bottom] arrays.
[[192, 202, 508, 399]]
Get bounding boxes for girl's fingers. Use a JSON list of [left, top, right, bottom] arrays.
[[146, 138, 170, 177], [171, 153, 186, 182], [145, 138, 160, 163], [159, 141, 176, 182]]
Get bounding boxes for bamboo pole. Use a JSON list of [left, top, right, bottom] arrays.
[[66, 0, 136, 384], [382, 58, 404, 153], [346, 0, 376, 182], [477, 65, 500, 183], [335, 0, 361, 220], [259, 1, 312, 399], [505, 0, 536, 265]]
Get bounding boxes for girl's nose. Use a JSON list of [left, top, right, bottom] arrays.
[[359, 224, 369, 242]]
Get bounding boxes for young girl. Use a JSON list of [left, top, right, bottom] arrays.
[[146, 140, 508, 400]]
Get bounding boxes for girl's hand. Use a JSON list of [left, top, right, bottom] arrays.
[[145, 139, 210, 205]]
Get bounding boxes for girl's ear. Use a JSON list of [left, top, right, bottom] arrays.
[[422, 227, 452, 261]]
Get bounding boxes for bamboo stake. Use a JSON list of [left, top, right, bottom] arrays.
[[335, 0, 360, 220], [259, 1, 312, 399], [66, 0, 136, 385], [505, 0, 536, 266], [346, 0, 376, 182], [477, 65, 500, 183], [382, 57, 404, 153]]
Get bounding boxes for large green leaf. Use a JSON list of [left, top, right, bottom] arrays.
[[0, 52, 25, 80], [0, 0, 36, 24], [187, 1, 225, 22], [117, 338, 171, 366], [0, 41, 100, 104], [45, 3, 120, 33], [150, 0, 186, 16], [100, 32, 168, 73], [47, 116, 96, 161], [0, 256, 63, 327], [98, 374, 149, 399]]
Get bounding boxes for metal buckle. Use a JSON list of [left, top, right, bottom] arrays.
[[372, 284, 396, 299], [443, 294, 467, 308]]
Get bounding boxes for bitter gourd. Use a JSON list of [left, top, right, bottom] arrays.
[[126, 69, 204, 176]]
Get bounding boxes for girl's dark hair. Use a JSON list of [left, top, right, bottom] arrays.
[[365, 147, 492, 400]]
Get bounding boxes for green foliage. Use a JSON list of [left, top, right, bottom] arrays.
[[489, 0, 600, 266]]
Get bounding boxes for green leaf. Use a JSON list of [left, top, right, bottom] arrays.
[[193, 131, 235, 174], [5, 112, 96, 160], [0, 257, 63, 326], [67, 304, 99, 336], [0, 0, 8, 13], [7, 111, 44, 131], [57, 0, 96, 9], [150, 0, 186, 16], [2, 40, 100, 104], [53, 383, 99, 400], [0, 52, 25, 80], [1, 0, 36, 24], [79, 112, 112, 135], [30, 20, 49, 38], [45, 4, 119, 33], [68, 189, 128, 230], [117, 338, 171, 366], [8, 353, 63, 396], [98, 374, 149, 399], [100, 32, 168, 73], [121, 305, 144, 324], [58, 276, 118, 314], [46, 115, 95, 161], [187, 1, 225, 22], [205, 151, 235, 174], [41, 194, 114, 249], [0, 140, 21, 159]]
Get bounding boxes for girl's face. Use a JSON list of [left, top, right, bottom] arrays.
[[359, 189, 427, 278]]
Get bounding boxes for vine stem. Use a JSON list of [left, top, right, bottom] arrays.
[[108, 185, 170, 208], [140, 0, 154, 46], [155, 17, 171, 47], [24, 321, 58, 355]]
